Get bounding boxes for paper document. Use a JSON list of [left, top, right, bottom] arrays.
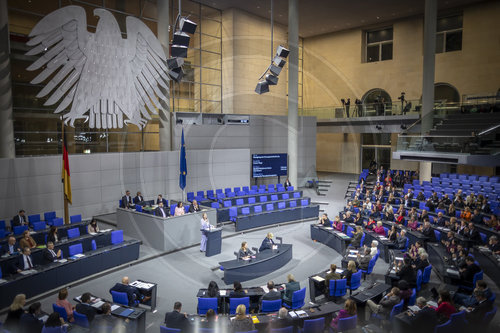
[[295, 310, 308, 318], [324, 227, 333, 230], [337, 233, 347, 237], [99, 229, 112, 233], [289, 311, 298, 318], [261, 285, 269, 293], [0, 279, 7, 285], [408, 305, 421, 312], [349, 250, 359, 254], [73, 254, 85, 258], [111, 305, 120, 311], [57, 259, 68, 263], [131, 281, 154, 289], [335, 268, 343, 274], [39, 315, 49, 322], [219, 290, 227, 296], [395, 256, 404, 261], [379, 237, 388, 240], [390, 269, 396, 274], [427, 301, 438, 308], [92, 301, 105, 309], [312, 276, 325, 282], [19, 269, 36, 275]]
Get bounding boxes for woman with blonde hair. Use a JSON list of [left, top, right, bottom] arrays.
[[4, 294, 26, 331], [350, 226, 364, 248], [230, 304, 255, 332], [342, 260, 358, 286], [331, 299, 357, 331]]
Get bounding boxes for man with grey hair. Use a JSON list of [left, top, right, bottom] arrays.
[[270, 307, 293, 329], [395, 229, 408, 250], [406, 296, 438, 331], [42, 241, 61, 264], [368, 240, 378, 256], [488, 235, 500, 254], [466, 288, 493, 325]]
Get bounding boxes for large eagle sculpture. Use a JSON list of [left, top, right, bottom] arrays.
[[26, 5, 169, 129]]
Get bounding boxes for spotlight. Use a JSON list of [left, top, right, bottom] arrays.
[[276, 45, 290, 58], [255, 81, 269, 94], [180, 17, 197, 34], [265, 73, 278, 85], [269, 64, 282, 76], [172, 31, 190, 47], [375, 124, 383, 130], [171, 44, 188, 58], [168, 67, 184, 83], [167, 57, 184, 70], [273, 56, 286, 68]]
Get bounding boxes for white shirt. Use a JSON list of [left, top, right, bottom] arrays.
[[23, 255, 33, 270]]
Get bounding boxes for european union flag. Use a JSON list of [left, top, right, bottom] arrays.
[[179, 129, 187, 190]]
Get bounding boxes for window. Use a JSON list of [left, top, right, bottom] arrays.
[[436, 14, 462, 53], [365, 27, 393, 62]]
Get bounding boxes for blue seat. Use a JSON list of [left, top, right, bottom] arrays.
[[187, 192, 194, 201], [197, 191, 205, 198], [293, 192, 300, 198], [360, 234, 365, 247], [254, 205, 262, 213], [73, 311, 89, 328], [223, 200, 232, 208], [266, 203, 274, 211], [13, 225, 28, 235], [0, 220, 5, 230], [422, 265, 432, 284], [135, 205, 143, 212], [346, 226, 354, 237], [242, 207, 250, 215], [301, 199, 309, 206], [260, 195, 268, 203], [361, 256, 377, 279], [277, 201, 286, 209], [211, 202, 220, 209], [330, 279, 347, 297], [160, 326, 181, 333], [479, 232, 487, 244], [236, 199, 244, 206], [261, 299, 282, 313], [434, 230, 441, 242], [69, 214, 82, 224], [283, 287, 306, 309], [67, 227, 80, 239], [44, 211, 57, 224], [248, 197, 256, 204], [268, 188, 276, 193], [111, 290, 130, 306], [207, 190, 215, 199], [483, 306, 497, 327], [282, 193, 289, 200], [289, 200, 297, 208], [270, 327, 294, 333], [389, 300, 405, 320], [229, 207, 238, 222], [197, 297, 218, 315], [32, 221, 46, 231], [227, 192, 236, 198], [287, 186, 294, 191], [408, 288, 416, 306], [242, 186, 250, 193], [52, 218, 64, 227], [336, 315, 357, 332], [68, 243, 83, 257], [28, 214, 41, 224], [229, 297, 249, 315], [91, 240, 97, 250], [300, 317, 324, 333], [349, 271, 362, 294], [111, 230, 124, 245], [271, 194, 278, 201], [0, 229, 6, 238], [416, 269, 423, 291], [225, 188, 232, 194], [52, 303, 68, 322]]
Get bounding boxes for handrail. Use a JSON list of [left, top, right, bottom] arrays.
[[401, 116, 422, 134], [478, 123, 500, 136]]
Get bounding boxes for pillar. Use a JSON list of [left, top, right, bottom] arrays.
[[0, 1, 15, 158], [157, 0, 172, 151], [419, 0, 437, 181], [287, 0, 299, 187]]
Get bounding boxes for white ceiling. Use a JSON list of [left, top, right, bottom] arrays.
[[195, 0, 489, 37]]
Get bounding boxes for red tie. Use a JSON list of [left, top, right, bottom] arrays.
[[27, 256, 33, 269]]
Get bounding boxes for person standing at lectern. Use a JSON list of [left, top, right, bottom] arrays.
[[284, 178, 292, 190], [200, 213, 211, 252], [259, 233, 275, 252]]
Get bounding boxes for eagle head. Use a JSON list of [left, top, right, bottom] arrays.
[[93, 8, 121, 36]]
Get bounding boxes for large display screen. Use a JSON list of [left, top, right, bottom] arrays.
[[252, 153, 288, 178]]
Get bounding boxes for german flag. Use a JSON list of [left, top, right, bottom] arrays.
[[62, 132, 72, 204]]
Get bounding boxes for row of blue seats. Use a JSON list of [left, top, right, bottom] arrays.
[[227, 198, 311, 219], [438, 173, 499, 182], [1, 214, 83, 239], [217, 192, 302, 208], [402, 184, 499, 206], [187, 185, 294, 202]]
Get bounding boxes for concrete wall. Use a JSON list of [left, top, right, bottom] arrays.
[[302, 1, 500, 108], [316, 133, 361, 174], [172, 115, 317, 185], [0, 149, 250, 225]]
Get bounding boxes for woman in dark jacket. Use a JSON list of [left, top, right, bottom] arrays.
[[4, 294, 26, 332], [342, 261, 358, 286]]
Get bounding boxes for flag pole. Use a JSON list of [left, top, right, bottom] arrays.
[[61, 118, 69, 225]]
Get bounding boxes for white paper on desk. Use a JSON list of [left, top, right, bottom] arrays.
[[395, 256, 404, 261], [57, 259, 68, 263], [312, 276, 324, 282], [427, 301, 438, 308], [19, 269, 36, 275], [349, 250, 359, 254], [408, 305, 421, 312], [379, 237, 388, 240], [0, 279, 7, 284], [73, 254, 85, 258], [99, 229, 112, 233], [390, 269, 396, 274], [335, 268, 343, 274], [261, 285, 269, 293], [337, 233, 347, 237], [241, 257, 251, 261], [219, 290, 227, 296], [39, 315, 49, 322], [111, 305, 120, 311], [295, 310, 308, 318], [347, 255, 357, 258], [92, 301, 105, 309], [324, 227, 333, 230], [289, 311, 298, 318]]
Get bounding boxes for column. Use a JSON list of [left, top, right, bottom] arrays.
[[157, 0, 172, 151], [420, 0, 437, 181], [0, 1, 15, 158], [287, 0, 299, 187]]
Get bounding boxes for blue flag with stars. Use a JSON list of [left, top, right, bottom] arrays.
[[179, 129, 187, 190]]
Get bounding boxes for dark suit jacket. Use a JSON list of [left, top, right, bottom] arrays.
[[110, 283, 140, 306], [259, 237, 275, 252], [229, 290, 247, 298], [467, 229, 482, 244], [2, 242, 19, 255], [466, 299, 493, 325], [157, 198, 168, 206], [133, 196, 144, 204], [189, 204, 201, 213], [357, 255, 371, 271], [262, 290, 281, 301], [422, 227, 435, 241], [75, 303, 97, 323], [409, 306, 439, 332], [155, 207, 169, 218], [121, 195, 133, 208], [283, 281, 300, 303], [16, 254, 35, 271], [42, 248, 60, 264], [461, 263, 481, 284], [397, 264, 417, 286], [164, 310, 190, 331], [238, 248, 253, 258], [351, 233, 363, 247], [47, 233, 58, 244], [19, 313, 43, 333], [12, 215, 27, 227], [396, 235, 408, 249]]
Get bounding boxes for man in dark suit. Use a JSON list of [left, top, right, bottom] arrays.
[[488, 235, 500, 254], [121, 190, 133, 209], [157, 194, 167, 206], [260, 281, 281, 306], [12, 209, 27, 227], [76, 292, 97, 323], [396, 257, 417, 287], [155, 202, 169, 218], [466, 288, 493, 325], [16, 247, 35, 272], [395, 230, 408, 249], [284, 178, 292, 190], [109, 276, 148, 306], [19, 302, 43, 333], [418, 221, 436, 242], [466, 223, 482, 244], [133, 191, 144, 204], [259, 233, 275, 252], [435, 212, 447, 227], [189, 200, 201, 213], [459, 256, 481, 285], [42, 242, 62, 264], [283, 274, 300, 306], [164, 302, 190, 331], [91, 302, 126, 331], [2, 236, 20, 256], [406, 297, 438, 333]]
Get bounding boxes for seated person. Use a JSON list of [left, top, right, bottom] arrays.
[[19, 230, 37, 249], [282, 274, 300, 306], [19, 302, 43, 333], [47, 226, 59, 243], [407, 217, 419, 231], [459, 256, 481, 286], [330, 299, 357, 331], [121, 190, 134, 208], [435, 212, 447, 227], [364, 287, 401, 321], [415, 253, 430, 273], [395, 257, 416, 287], [87, 219, 99, 234], [164, 301, 190, 331], [394, 230, 408, 250], [488, 235, 500, 254], [435, 290, 456, 321], [418, 220, 436, 241], [133, 191, 144, 204], [42, 241, 62, 264], [270, 307, 294, 330], [454, 280, 493, 307], [259, 233, 275, 252], [91, 302, 126, 331], [174, 202, 185, 216], [368, 241, 378, 256], [238, 242, 254, 259], [229, 281, 247, 298], [230, 304, 255, 333], [200, 309, 218, 329], [325, 264, 341, 294], [333, 216, 343, 232], [12, 209, 28, 227], [2, 236, 20, 256], [259, 281, 281, 308], [155, 202, 169, 218], [189, 200, 201, 213], [465, 288, 493, 326], [318, 213, 331, 227], [42, 312, 68, 333], [4, 294, 26, 331], [350, 226, 364, 248], [342, 261, 357, 286], [466, 223, 482, 244], [373, 221, 385, 236], [56, 288, 74, 322], [109, 276, 149, 306], [16, 247, 35, 272], [356, 248, 372, 271], [343, 211, 354, 224], [364, 217, 377, 229], [387, 225, 398, 241], [75, 293, 97, 323], [405, 297, 439, 332], [156, 194, 167, 206], [398, 280, 413, 306]]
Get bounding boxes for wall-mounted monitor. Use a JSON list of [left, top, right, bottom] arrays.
[[252, 153, 287, 178]]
